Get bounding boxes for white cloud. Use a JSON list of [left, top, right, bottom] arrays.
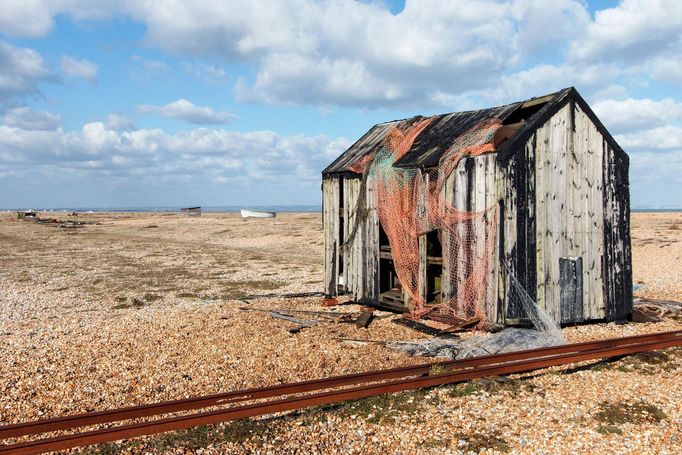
[[616, 125, 682, 151], [593, 98, 682, 135], [125, 0, 594, 107], [3, 107, 60, 131], [61, 55, 99, 83], [0, 0, 55, 37], [570, 0, 682, 64], [104, 114, 135, 131], [0, 0, 679, 114], [181, 62, 228, 85], [130, 54, 170, 73], [0, 41, 52, 103], [512, 0, 591, 53], [480, 61, 623, 105], [0, 119, 350, 186], [649, 54, 682, 85], [0, 0, 118, 38], [138, 99, 238, 124], [0, 0, 593, 108]]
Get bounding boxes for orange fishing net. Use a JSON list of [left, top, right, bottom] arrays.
[[356, 117, 503, 325]]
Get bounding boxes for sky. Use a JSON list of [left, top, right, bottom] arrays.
[[0, 0, 681, 209]]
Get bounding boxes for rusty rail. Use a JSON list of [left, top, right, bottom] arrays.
[[1, 330, 680, 454]]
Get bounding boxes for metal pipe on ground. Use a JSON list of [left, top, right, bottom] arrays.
[[1, 330, 680, 454]]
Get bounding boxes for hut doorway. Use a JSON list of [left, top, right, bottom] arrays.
[[378, 223, 405, 310], [425, 230, 443, 304]]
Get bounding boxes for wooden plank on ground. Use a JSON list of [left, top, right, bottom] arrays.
[[392, 318, 442, 336], [355, 312, 374, 328]]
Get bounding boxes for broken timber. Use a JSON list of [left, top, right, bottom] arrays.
[[355, 312, 374, 328], [392, 318, 442, 336], [240, 291, 325, 300]]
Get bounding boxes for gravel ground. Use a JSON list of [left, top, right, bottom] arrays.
[[1, 211, 681, 454]]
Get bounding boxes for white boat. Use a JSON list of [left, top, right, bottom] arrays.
[[240, 209, 276, 218]]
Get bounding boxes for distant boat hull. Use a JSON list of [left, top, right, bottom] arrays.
[[240, 209, 276, 218]]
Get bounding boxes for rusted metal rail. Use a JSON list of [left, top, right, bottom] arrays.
[[1, 330, 680, 454]]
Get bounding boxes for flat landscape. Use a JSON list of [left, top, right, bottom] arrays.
[[1, 211, 681, 454]]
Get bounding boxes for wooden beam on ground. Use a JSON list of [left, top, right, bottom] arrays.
[[355, 312, 374, 328], [392, 318, 442, 336]]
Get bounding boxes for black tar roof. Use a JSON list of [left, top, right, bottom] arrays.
[[322, 87, 625, 176]]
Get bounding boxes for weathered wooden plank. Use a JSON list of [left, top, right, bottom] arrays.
[[441, 171, 454, 306], [409, 171, 429, 307], [364, 174, 380, 303], [528, 103, 609, 324], [473, 157, 487, 315], [586, 110, 605, 319], [485, 154, 500, 323], [322, 178, 340, 296], [355, 311, 374, 328], [616, 146, 633, 320], [342, 178, 352, 295], [454, 159, 470, 312], [500, 150, 518, 321], [572, 105, 584, 317], [534, 119, 549, 315], [602, 138, 616, 320], [355, 178, 364, 298], [493, 157, 506, 324], [358, 177, 366, 301], [548, 105, 568, 322], [344, 179, 360, 299], [567, 104, 605, 320], [601, 136, 631, 322], [524, 135, 537, 305], [392, 318, 442, 336]]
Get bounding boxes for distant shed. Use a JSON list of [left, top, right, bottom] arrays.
[[181, 207, 202, 217], [17, 211, 37, 220], [321, 87, 632, 326]]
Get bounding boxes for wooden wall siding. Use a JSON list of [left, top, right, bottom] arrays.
[[602, 137, 632, 321], [500, 152, 518, 322], [440, 169, 455, 309], [341, 177, 380, 303], [325, 95, 631, 324], [417, 172, 429, 304], [364, 177, 380, 303], [440, 154, 501, 324], [322, 178, 340, 297], [532, 103, 605, 322], [498, 134, 538, 323], [343, 177, 358, 297]]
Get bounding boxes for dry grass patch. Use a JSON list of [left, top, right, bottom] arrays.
[[82, 419, 284, 454], [303, 389, 439, 425], [594, 400, 667, 435], [591, 350, 679, 375]]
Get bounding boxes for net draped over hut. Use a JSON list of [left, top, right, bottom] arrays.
[[347, 117, 503, 326], [326, 88, 633, 328]]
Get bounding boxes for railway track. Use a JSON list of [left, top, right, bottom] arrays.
[[1, 330, 680, 454]]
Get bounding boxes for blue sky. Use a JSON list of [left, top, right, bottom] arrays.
[[1, 0, 681, 208]]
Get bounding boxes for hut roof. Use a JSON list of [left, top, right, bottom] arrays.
[[322, 87, 625, 176]]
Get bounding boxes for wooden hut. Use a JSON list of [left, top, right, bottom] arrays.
[[322, 87, 632, 325], [17, 211, 37, 220], [181, 207, 202, 217]]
